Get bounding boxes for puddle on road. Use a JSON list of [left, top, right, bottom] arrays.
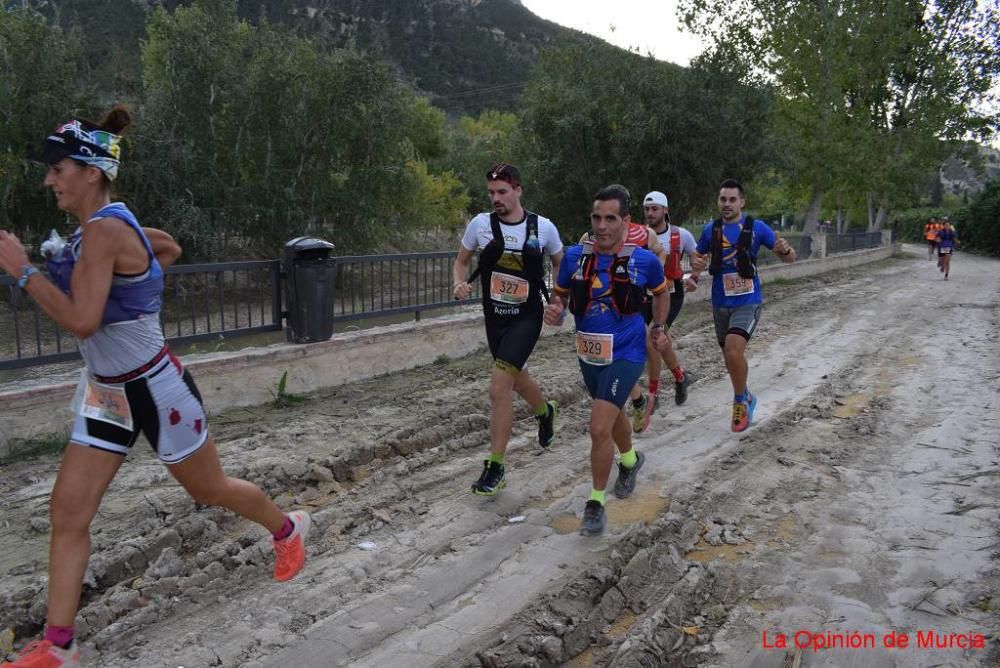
[[550, 514, 580, 535], [549, 487, 670, 534], [685, 538, 755, 563], [768, 513, 797, 546], [832, 393, 870, 418], [563, 610, 638, 667], [565, 648, 598, 667], [749, 597, 784, 612], [817, 547, 849, 563], [606, 610, 638, 638], [876, 367, 894, 397], [607, 488, 670, 526]]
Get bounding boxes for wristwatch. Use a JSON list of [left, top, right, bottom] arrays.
[[17, 265, 39, 289]]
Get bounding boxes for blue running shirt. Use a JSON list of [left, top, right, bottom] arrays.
[[696, 216, 777, 308], [555, 245, 667, 364]]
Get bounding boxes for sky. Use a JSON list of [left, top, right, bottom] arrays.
[[519, 0, 707, 66]]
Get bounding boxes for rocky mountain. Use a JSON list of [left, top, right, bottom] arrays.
[[940, 146, 1000, 196], [21, 0, 584, 115], [266, 0, 576, 113]]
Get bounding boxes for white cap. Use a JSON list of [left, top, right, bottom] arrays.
[[643, 191, 668, 207]]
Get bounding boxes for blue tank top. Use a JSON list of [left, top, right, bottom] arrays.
[[46, 203, 164, 325]]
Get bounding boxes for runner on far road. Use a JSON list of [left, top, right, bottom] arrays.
[[0, 107, 310, 668], [544, 185, 671, 536], [691, 179, 796, 433], [453, 163, 563, 496], [935, 217, 958, 280], [924, 216, 942, 260], [640, 190, 699, 424]]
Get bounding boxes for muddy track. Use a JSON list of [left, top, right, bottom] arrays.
[[1, 248, 998, 667]]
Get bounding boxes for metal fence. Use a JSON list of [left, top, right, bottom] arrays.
[[1, 231, 890, 371], [330, 252, 481, 325], [1, 261, 282, 371], [757, 233, 812, 265], [826, 231, 884, 255]]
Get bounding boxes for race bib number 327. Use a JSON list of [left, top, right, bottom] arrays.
[[490, 272, 530, 304]]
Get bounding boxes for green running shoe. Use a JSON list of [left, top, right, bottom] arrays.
[[536, 400, 557, 448], [579, 500, 606, 536], [471, 460, 506, 496]]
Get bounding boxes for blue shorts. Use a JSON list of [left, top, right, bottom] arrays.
[[578, 359, 645, 409]]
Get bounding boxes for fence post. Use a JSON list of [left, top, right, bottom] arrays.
[[270, 260, 285, 340], [880, 229, 893, 247], [810, 233, 828, 259]]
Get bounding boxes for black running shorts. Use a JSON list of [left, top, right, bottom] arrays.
[[641, 280, 685, 328], [485, 314, 543, 374]]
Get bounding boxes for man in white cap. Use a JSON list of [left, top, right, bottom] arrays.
[[638, 191, 699, 421]]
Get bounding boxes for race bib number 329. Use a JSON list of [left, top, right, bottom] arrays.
[[576, 332, 613, 366]]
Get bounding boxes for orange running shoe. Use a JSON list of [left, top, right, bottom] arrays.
[[1, 640, 80, 667], [731, 392, 757, 432], [273, 510, 311, 582]]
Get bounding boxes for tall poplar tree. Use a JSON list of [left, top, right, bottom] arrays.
[[679, 0, 1000, 230]]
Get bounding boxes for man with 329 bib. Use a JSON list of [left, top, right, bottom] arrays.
[[544, 186, 670, 536]]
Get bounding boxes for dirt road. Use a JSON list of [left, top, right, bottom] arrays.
[[2, 246, 997, 667]]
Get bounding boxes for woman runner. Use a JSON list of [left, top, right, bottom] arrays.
[[0, 107, 310, 668]]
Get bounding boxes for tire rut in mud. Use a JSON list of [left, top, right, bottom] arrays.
[[461, 350, 921, 667], [6, 257, 959, 667], [0, 333, 597, 655]]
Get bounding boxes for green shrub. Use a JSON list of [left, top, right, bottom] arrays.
[[956, 180, 1000, 255]]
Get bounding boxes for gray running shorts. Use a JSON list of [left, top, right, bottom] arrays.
[[712, 304, 762, 346]]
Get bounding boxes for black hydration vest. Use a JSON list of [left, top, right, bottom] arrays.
[[569, 242, 645, 318], [709, 216, 757, 279], [477, 212, 547, 317]]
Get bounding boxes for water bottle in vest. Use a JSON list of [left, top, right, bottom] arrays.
[[526, 228, 540, 251]]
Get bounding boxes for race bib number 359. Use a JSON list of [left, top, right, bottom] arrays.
[[490, 272, 529, 304], [576, 332, 614, 366], [722, 273, 755, 297]]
